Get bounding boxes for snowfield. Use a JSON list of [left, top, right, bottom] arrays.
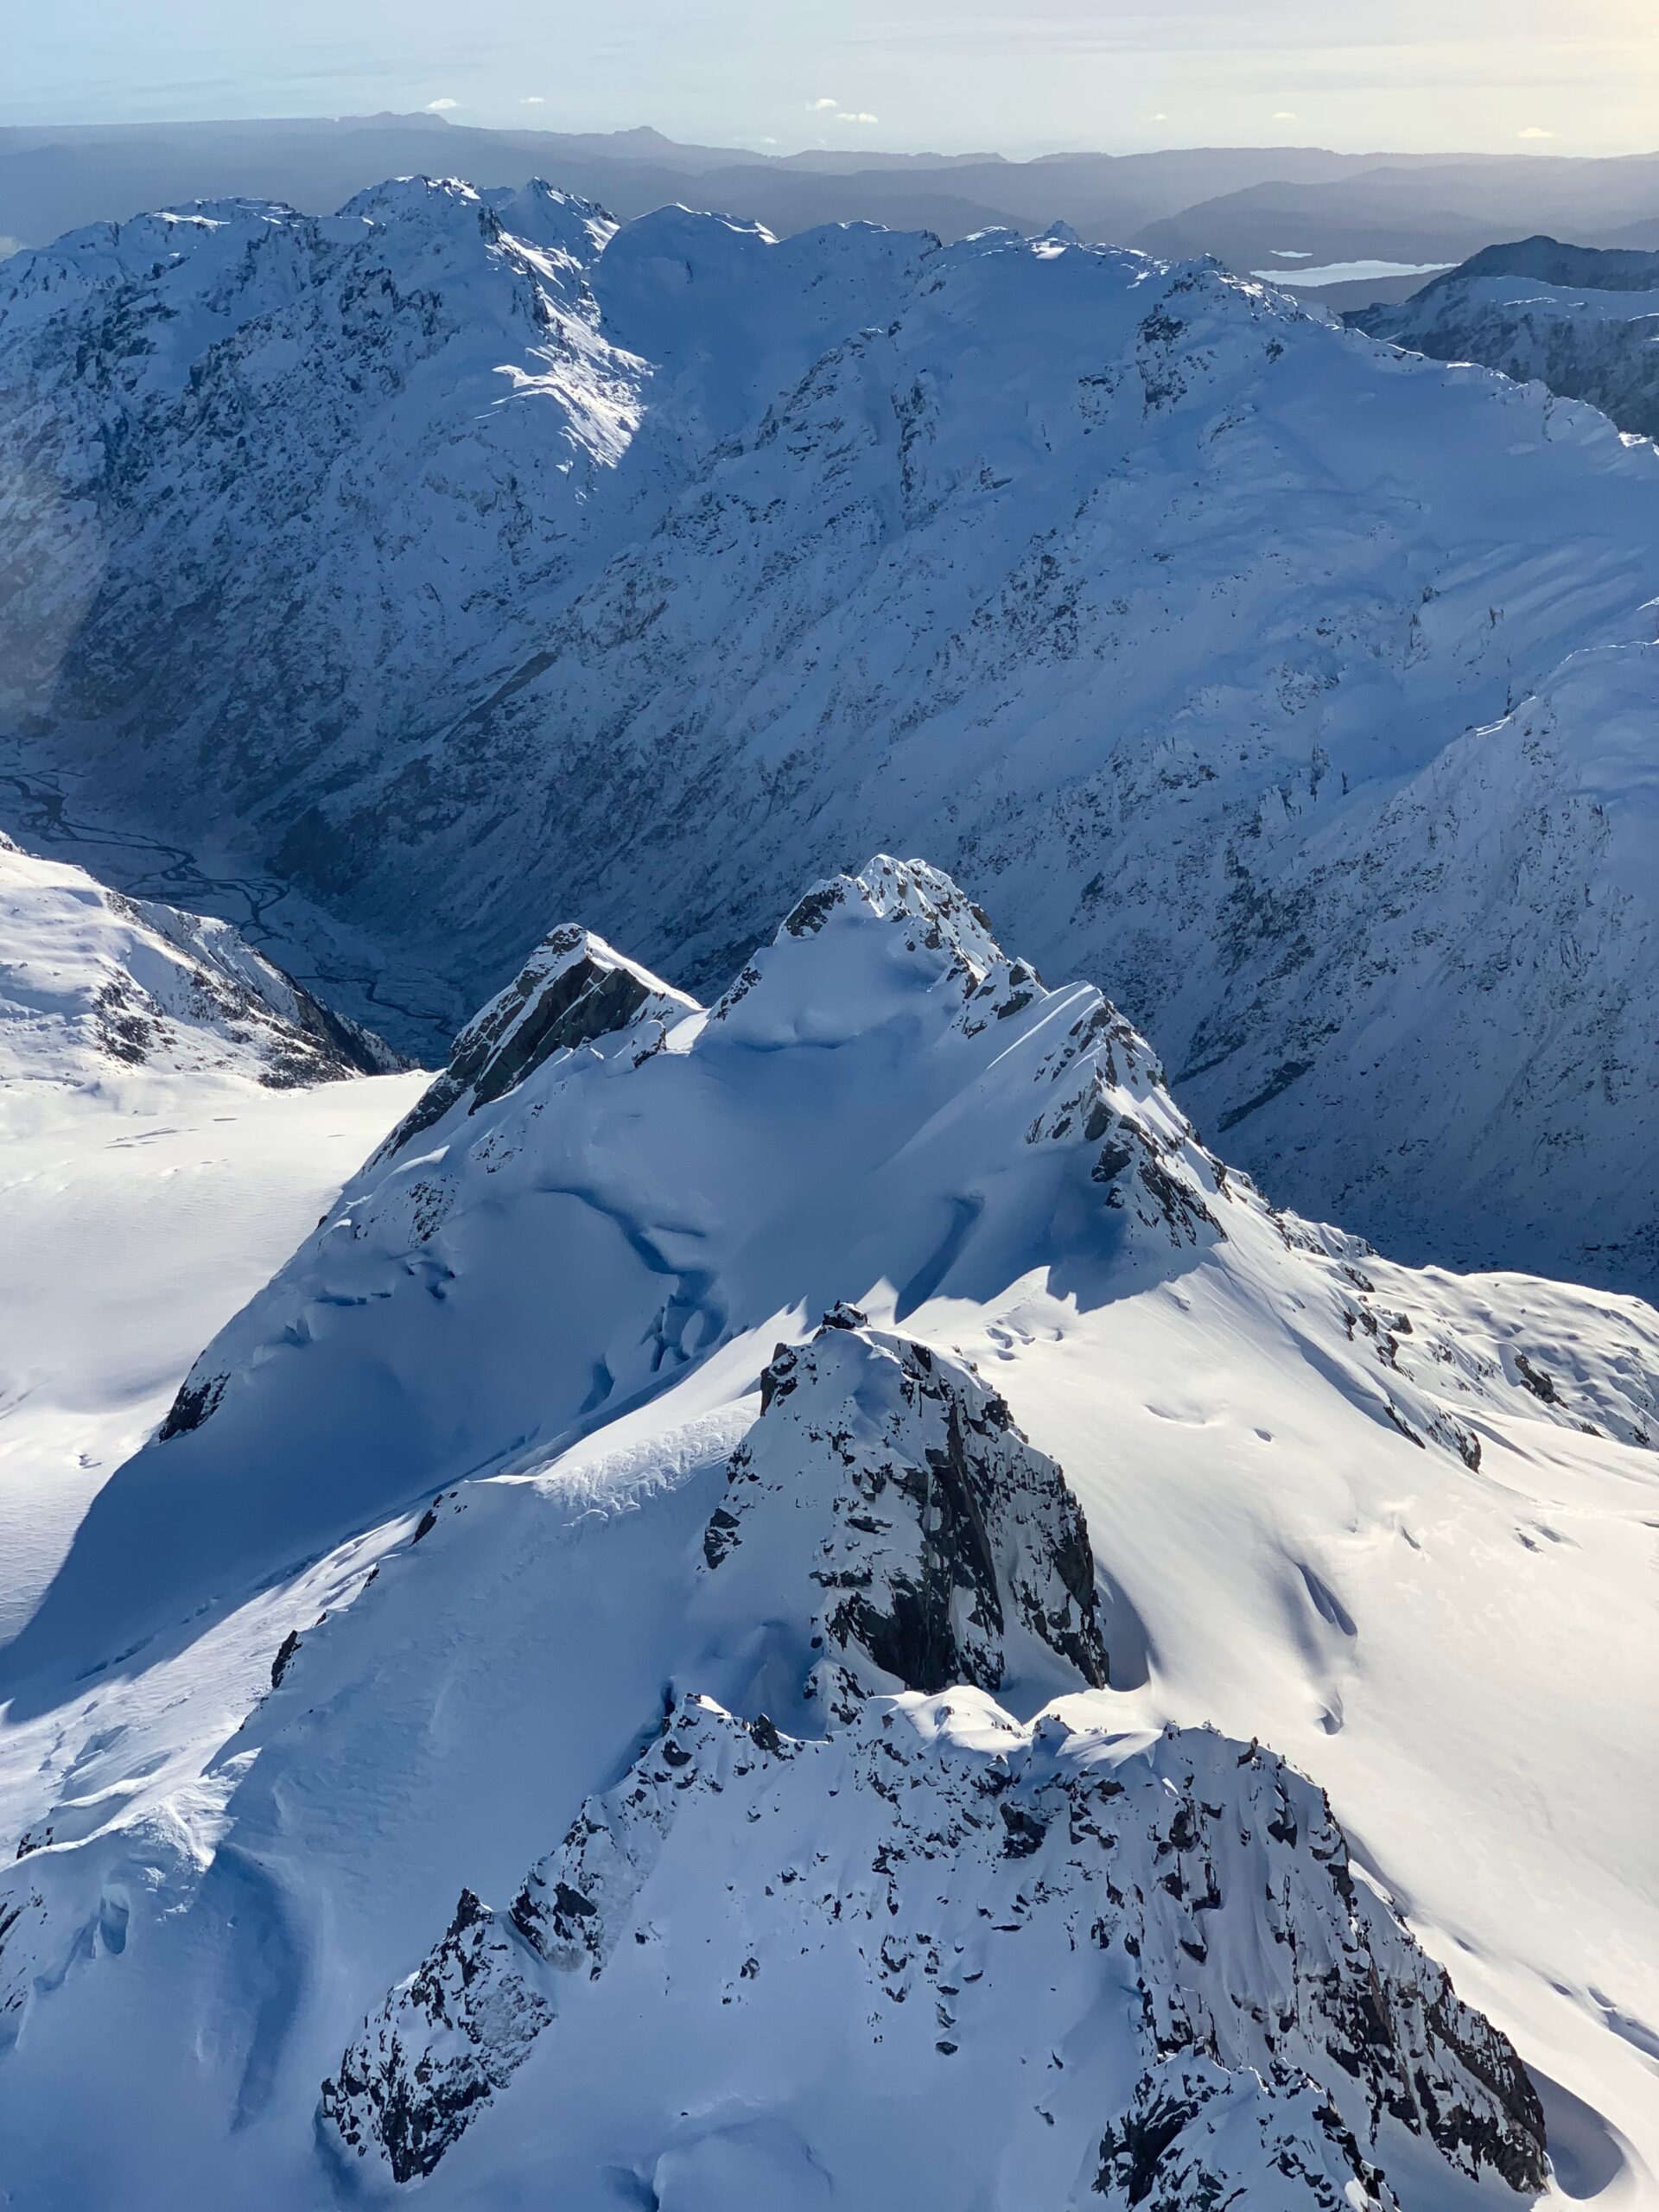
[[3, 183, 1659, 1287], [0, 855, 1653, 2209]]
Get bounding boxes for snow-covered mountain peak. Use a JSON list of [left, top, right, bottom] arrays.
[[322, 1656, 1547, 2203], [54, 845, 1656, 1708], [121, 857, 1233, 1625], [329, 172, 619, 315], [785, 851, 1007, 972], [482, 177, 618, 264], [710, 854, 1225, 1249], [383, 919, 696, 1159], [336, 170, 492, 231], [302, 1294, 1549, 2205], [713, 851, 1014, 1029], [4, 849, 1656, 2203]]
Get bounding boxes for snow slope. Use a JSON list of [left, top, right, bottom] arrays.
[[0, 834, 424, 1649], [4, 191, 1659, 1286], [1352, 237, 1659, 439], [1, 858, 1652, 2209]]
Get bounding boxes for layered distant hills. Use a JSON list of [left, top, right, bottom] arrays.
[[7, 112, 1659, 300]]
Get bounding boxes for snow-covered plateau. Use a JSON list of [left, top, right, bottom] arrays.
[[3, 180, 1659, 1288], [1, 855, 1654, 2210]]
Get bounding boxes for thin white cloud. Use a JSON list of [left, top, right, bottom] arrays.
[[521, 96, 545, 105], [424, 97, 460, 112], [1273, 109, 1297, 119], [836, 111, 879, 124], [1151, 111, 1168, 121], [1517, 124, 1555, 138], [807, 96, 839, 111]]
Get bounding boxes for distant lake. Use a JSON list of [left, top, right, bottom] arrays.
[[1252, 258, 1456, 287]]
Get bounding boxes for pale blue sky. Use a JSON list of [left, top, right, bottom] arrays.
[[8, 0, 1656, 156]]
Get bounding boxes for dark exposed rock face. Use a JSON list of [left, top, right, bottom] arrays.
[[380, 923, 696, 1157], [268, 1630, 301, 1690], [321, 1887, 551, 2183], [156, 1371, 226, 1442]]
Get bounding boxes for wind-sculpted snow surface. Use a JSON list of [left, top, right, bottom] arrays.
[[3, 858, 1232, 1700], [1, 861, 1656, 2209], [1352, 237, 1659, 439], [6, 191, 1659, 1282], [0, 836, 423, 1669], [17, 853, 1650, 1688]]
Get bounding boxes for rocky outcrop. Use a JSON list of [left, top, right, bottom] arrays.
[[321, 1887, 551, 2183], [321, 1305, 1546, 2202], [703, 1312, 1109, 1712], [321, 1694, 1547, 2202], [380, 923, 696, 1156]]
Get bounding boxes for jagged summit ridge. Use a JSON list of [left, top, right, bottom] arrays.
[[4, 849, 1656, 2207], [323, 1696, 1547, 2205], [120, 851, 1657, 1649], [143, 852, 1227, 1519], [320, 1309, 1546, 2201], [381, 919, 696, 1158]]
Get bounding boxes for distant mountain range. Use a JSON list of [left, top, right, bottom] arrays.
[[6, 113, 1659, 302]]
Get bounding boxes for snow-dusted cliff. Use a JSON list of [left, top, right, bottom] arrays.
[[1352, 236, 1659, 438], [1, 859, 1653, 2209], [3, 187, 1658, 1286], [0, 833, 399, 1094]]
